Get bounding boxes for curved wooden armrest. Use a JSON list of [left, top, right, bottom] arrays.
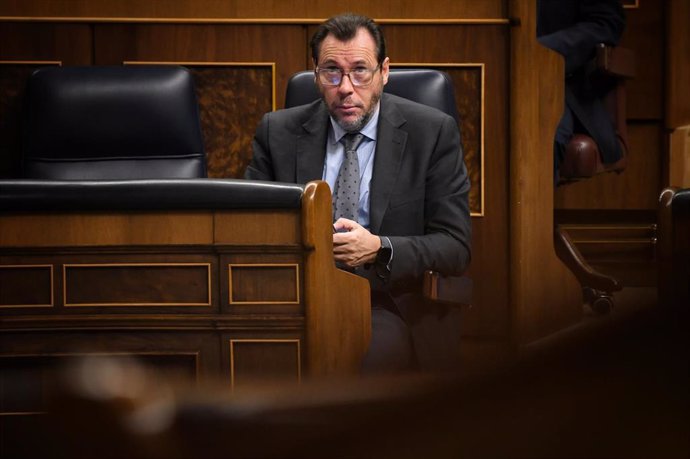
[[554, 225, 622, 293], [423, 270, 473, 306]]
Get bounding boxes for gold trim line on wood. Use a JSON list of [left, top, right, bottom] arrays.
[[0, 17, 512, 25], [0, 60, 62, 66], [228, 263, 300, 305], [229, 338, 301, 390], [623, 0, 639, 8], [62, 263, 212, 307], [570, 239, 656, 245], [0, 264, 54, 308], [124, 61, 277, 111], [392, 62, 485, 217], [0, 351, 202, 358], [478, 63, 485, 218], [0, 411, 47, 416], [560, 224, 657, 230], [0, 316, 306, 332]]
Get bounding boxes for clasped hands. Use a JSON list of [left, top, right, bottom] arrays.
[[333, 217, 381, 268]]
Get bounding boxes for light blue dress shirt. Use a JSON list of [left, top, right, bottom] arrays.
[[322, 103, 379, 229]]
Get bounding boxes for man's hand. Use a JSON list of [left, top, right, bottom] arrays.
[[333, 218, 381, 268]]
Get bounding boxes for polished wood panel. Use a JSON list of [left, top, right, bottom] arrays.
[[221, 253, 303, 316], [0, 23, 91, 64], [669, 125, 690, 187], [509, 0, 581, 344], [213, 210, 300, 245], [0, 212, 214, 247], [63, 263, 212, 307], [301, 182, 370, 375], [620, 0, 663, 121], [0, 253, 219, 314], [229, 264, 299, 304], [229, 339, 301, 389], [0, 1, 506, 20], [0, 265, 53, 308], [94, 24, 306, 109], [555, 123, 662, 210], [666, 0, 690, 128]]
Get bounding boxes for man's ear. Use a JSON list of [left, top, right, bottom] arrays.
[[381, 57, 390, 85]]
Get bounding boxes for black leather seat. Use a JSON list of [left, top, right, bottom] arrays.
[[0, 179, 303, 212], [285, 68, 471, 306], [22, 66, 206, 179]]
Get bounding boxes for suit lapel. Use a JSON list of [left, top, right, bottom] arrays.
[[370, 94, 407, 234], [296, 102, 330, 184]]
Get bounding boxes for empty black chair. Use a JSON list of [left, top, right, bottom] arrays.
[[22, 66, 206, 179]]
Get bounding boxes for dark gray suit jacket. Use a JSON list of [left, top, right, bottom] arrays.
[[246, 92, 471, 370]]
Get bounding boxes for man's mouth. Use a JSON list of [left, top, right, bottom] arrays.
[[336, 104, 360, 111]]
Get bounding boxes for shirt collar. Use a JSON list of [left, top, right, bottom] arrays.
[[328, 101, 380, 145]]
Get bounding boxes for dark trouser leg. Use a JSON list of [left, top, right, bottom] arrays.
[[360, 306, 415, 374]]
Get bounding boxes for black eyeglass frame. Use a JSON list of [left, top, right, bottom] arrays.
[[314, 64, 382, 87]]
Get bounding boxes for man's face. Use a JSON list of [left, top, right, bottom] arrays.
[[315, 28, 389, 132]]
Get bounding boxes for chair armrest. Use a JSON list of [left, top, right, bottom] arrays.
[[554, 225, 622, 293], [423, 270, 473, 306]]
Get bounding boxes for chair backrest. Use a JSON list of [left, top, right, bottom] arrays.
[[22, 66, 206, 179], [285, 68, 459, 121]]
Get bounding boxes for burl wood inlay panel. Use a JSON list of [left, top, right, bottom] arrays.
[[448, 66, 483, 216], [229, 339, 301, 389], [229, 264, 300, 305], [392, 64, 484, 215], [0, 265, 53, 308], [63, 263, 211, 307], [187, 65, 273, 179]]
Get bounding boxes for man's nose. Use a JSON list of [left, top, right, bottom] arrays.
[[337, 74, 355, 94]]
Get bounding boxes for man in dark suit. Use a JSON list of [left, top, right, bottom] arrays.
[[245, 13, 471, 373], [537, 0, 626, 180]]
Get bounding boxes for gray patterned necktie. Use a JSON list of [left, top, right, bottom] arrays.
[[333, 133, 365, 222]]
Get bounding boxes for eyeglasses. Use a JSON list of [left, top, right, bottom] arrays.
[[315, 65, 381, 87]]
